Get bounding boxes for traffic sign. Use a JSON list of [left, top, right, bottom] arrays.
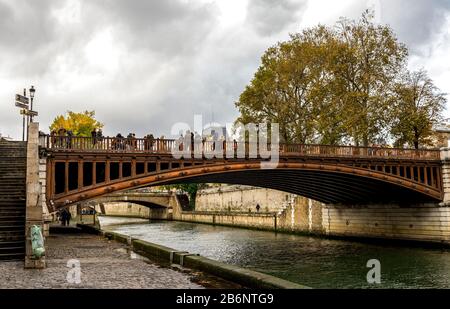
[[15, 102, 29, 109], [15, 94, 29, 105]]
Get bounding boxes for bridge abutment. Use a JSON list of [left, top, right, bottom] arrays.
[[322, 203, 450, 245], [440, 148, 450, 205]]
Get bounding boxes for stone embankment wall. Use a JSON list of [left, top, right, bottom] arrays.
[[81, 185, 450, 246], [175, 186, 325, 234], [176, 186, 450, 246], [322, 204, 450, 244], [195, 185, 293, 214]]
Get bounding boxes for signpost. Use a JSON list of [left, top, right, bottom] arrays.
[[26, 110, 38, 117], [14, 87, 37, 141], [15, 92, 29, 141], [15, 94, 29, 105], [15, 102, 29, 109]]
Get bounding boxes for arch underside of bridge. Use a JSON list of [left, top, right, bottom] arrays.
[[46, 156, 443, 211], [92, 199, 167, 209], [164, 169, 439, 204], [92, 193, 172, 209]]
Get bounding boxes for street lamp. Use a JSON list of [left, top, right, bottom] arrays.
[[29, 86, 36, 122]]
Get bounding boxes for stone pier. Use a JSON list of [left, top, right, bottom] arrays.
[[24, 123, 46, 269], [440, 147, 450, 206]]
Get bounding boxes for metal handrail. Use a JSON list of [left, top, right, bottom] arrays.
[[38, 134, 441, 160]]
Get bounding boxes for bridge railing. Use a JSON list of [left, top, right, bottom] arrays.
[[279, 144, 440, 160], [39, 135, 176, 154], [38, 134, 441, 160]]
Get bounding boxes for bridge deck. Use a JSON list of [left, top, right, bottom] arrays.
[[39, 135, 441, 161], [38, 135, 443, 210]]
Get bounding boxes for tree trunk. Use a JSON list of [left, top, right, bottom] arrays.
[[414, 127, 420, 149]]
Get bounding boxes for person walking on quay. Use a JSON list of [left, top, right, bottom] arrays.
[[64, 209, 72, 226], [60, 209, 67, 226]]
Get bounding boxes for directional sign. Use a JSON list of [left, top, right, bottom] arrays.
[[26, 110, 38, 117], [20, 109, 38, 117], [15, 94, 29, 105], [15, 102, 29, 109]]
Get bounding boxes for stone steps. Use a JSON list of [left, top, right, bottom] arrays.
[[0, 253, 25, 261], [0, 246, 25, 256], [0, 141, 26, 261], [0, 234, 24, 242], [0, 241, 24, 248], [0, 225, 25, 232], [0, 217, 25, 223]]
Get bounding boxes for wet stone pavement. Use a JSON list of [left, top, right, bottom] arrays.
[[0, 233, 237, 289]]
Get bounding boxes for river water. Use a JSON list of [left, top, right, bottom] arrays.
[[101, 218, 450, 289]]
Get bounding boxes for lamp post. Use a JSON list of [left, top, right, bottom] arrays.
[[24, 88, 28, 140], [29, 86, 36, 122]]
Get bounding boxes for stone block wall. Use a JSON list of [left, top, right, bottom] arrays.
[[322, 204, 450, 244], [195, 185, 293, 214]]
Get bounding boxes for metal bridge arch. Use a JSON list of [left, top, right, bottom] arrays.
[[39, 134, 443, 211]]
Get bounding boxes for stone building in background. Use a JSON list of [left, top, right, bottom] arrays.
[[433, 121, 450, 148]]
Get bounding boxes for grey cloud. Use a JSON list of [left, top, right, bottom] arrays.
[[0, 0, 58, 51], [332, 0, 450, 55], [89, 0, 218, 57], [379, 0, 450, 55], [246, 0, 307, 36], [1, 0, 449, 140]]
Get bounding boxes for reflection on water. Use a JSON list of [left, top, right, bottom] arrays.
[[98, 216, 149, 226], [108, 221, 450, 289]]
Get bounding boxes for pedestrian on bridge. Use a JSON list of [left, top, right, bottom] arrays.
[[97, 129, 103, 149], [67, 130, 73, 149], [50, 130, 57, 148], [91, 128, 97, 147], [57, 128, 66, 148], [144, 134, 155, 152]]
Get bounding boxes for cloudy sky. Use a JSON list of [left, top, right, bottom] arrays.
[[0, 0, 449, 139]]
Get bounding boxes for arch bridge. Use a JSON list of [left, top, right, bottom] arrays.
[[91, 191, 174, 209], [38, 135, 443, 212]]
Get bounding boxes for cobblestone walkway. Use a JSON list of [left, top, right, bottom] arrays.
[[0, 233, 206, 289]]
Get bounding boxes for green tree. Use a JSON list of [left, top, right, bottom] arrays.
[[164, 184, 205, 210], [236, 26, 331, 144], [330, 11, 408, 146], [236, 11, 412, 147], [390, 70, 446, 149], [50, 111, 104, 136]]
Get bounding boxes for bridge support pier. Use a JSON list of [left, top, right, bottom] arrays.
[[24, 123, 46, 269], [441, 148, 450, 206]]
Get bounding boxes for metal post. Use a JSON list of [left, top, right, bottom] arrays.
[[22, 114, 25, 141], [24, 89, 29, 141], [30, 97, 34, 123]]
